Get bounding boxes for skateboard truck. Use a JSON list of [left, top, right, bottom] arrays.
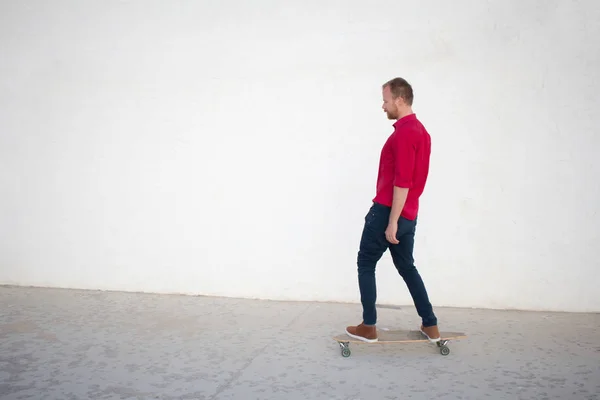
[[338, 341, 352, 357], [436, 339, 450, 356]]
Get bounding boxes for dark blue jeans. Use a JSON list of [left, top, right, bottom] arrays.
[[357, 202, 437, 327]]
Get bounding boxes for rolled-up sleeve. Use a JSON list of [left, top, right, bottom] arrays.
[[393, 129, 416, 188]]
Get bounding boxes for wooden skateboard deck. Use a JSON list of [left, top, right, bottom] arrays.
[[333, 329, 467, 357]]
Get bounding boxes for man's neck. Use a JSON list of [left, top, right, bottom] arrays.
[[396, 107, 414, 119]]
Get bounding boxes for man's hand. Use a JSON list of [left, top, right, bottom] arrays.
[[385, 223, 399, 244]]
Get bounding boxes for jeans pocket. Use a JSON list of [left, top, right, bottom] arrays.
[[364, 204, 377, 222], [397, 216, 416, 236]]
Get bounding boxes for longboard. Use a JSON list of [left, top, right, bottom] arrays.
[[333, 329, 467, 357]]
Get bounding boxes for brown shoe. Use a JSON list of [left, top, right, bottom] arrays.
[[346, 322, 378, 343], [420, 324, 441, 343]]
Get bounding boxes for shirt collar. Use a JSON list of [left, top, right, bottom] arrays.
[[393, 113, 417, 128]]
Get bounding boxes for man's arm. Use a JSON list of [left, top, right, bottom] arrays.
[[390, 128, 416, 224], [385, 127, 417, 244], [385, 186, 409, 244], [389, 186, 409, 225]]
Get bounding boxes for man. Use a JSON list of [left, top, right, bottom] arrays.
[[345, 77, 440, 343]]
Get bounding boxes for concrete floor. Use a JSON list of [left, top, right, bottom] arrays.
[[0, 286, 598, 400]]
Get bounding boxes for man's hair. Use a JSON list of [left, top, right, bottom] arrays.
[[383, 77, 413, 105]]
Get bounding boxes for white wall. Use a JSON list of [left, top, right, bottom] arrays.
[[1, 1, 599, 313]]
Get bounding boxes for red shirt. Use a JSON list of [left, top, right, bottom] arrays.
[[372, 113, 431, 220]]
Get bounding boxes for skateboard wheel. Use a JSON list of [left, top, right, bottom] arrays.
[[440, 346, 450, 356], [341, 347, 351, 357]]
